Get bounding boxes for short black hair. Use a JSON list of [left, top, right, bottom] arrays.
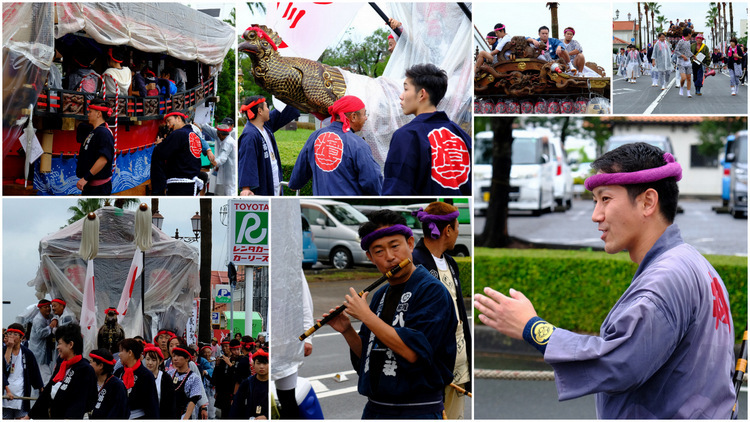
[[118, 338, 144, 360], [538, 26, 550, 34], [56, 323, 84, 355], [421, 202, 458, 239], [730, 37, 738, 44], [494, 23, 505, 31], [243, 95, 267, 120], [682, 27, 692, 37], [90, 348, 115, 375], [658, 32, 666, 38], [108, 46, 127, 63], [89, 98, 111, 118], [404, 64, 448, 107], [359, 209, 408, 239], [591, 142, 679, 223]]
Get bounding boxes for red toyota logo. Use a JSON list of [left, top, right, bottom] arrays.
[[189, 132, 202, 158], [314, 132, 343, 172], [428, 128, 470, 189]]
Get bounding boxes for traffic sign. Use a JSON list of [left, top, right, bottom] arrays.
[[211, 312, 220, 324], [215, 284, 231, 303]]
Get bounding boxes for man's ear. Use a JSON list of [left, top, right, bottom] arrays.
[[407, 236, 415, 251], [640, 188, 660, 218], [365, 250, 373, 263]]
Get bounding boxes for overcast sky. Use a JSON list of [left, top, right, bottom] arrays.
[[473, 2, 612, 73], [2, 198, 240, 324]]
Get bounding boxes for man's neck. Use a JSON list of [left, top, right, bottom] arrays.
[[256, 373, 268, 382], [387, 262, 416, 286], [97, 373, 109, 384], [173, 122, 186, 131], [629, 222, 670, 265], [250, 119, 265, 130], [423, 238, 446, 259], [414, 105, 437, 117], [11, 344, 20, 354]]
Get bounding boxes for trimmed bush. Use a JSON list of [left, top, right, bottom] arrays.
[[474, 248, 747, 341], [455, 256, 472, 298]]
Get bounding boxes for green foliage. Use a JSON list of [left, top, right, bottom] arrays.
[[215, 46, 236, 124], [582, 117, 614, 155], [696, 117, 748, 157], [474, 248, 748, 340], [320, 28, 390, 77], [455, 256, 472, 298]]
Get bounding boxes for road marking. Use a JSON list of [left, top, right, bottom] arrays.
[[316, 386, 359, 399], [643, 78, 675, 114], [307, 369, 357, 382], [310, 380, 329, 393]]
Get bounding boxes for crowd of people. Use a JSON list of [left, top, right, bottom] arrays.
[[3, 300, 268, 419], [475, 23, 588, 76], [238, 63, 472, 197], [615, 23, 746, 97]]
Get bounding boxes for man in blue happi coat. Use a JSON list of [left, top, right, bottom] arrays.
[[475, 142, 736, 419], [150, 112, 203, 196], [238, 96, 300, 196], [382, 64, 472, 196], [325, 210, 457, 419], [288, 95, 382, 195]]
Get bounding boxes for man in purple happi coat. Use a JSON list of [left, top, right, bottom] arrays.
[[475, 142, 735, 418]]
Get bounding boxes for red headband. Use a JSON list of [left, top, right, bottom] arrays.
[[252, 349, 269, 360], [89, 104, 111, 116], [245, 26, 278, 51], [241, 98, 266, 120], [144, 344, 164, 360], [230, 345, 242, 349], [37, 302, 50, 308], [89, 352, 116, 366], [221, 340, 230, 345], [6, 328, 24, 337], [154, 330, 175, 344], [216, 124, 232, 133], [388, 34, 394, 40], [164, 112, 188, 121], [242, 341, 254, 349], [52, 298, 66, 306], [104, 307, 118, 315], [200, 345, 212, 353], [172, 347, 192, 358], [108, 48, 123, 64], [328, 95, 365, 133]]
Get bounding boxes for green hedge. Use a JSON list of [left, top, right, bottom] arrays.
[[455, 256, 472, 298], [474, 248, 747, 341]]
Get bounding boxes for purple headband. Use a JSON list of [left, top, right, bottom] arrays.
[[360, 224, 413, 251], [584, 153, 682, 191], [412, 208, 460, 239]]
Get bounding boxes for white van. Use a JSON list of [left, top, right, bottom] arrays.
[[474, 129, 556, 216], [300, 199, 370, 269]]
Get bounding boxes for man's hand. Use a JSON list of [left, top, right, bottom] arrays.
[[303, 343, 313, 357], [321, 306, 352, 334], [76, 178, 88, 191], [240, 188, 254, 196], [342, 288, 373, 323], [474, 287, 538, 340], [388, 18, 401, 30], [49, 319, 58, 329], [199, 407, 208, 419]]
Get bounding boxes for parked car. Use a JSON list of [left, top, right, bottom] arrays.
[[548, 136, 573, 210], [301, 214, 318, 269], [300, 199, 370, 269], [355, 205, 425, 247], [474, 129, 556, 216], [725, 130, 748, 218], [604, 134, 674, 154]]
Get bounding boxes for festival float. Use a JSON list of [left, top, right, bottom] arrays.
[[474, 35, 612, 115], [2, 3, 234, 195]]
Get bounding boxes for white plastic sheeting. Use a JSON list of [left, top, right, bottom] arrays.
[[269, 198, 306, 381], [28, 207, 200, 354], [55, 3, 235, 66], [341, 2, 473, 167]]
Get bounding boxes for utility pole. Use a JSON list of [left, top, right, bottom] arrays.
[[199, 198, 212, 343]]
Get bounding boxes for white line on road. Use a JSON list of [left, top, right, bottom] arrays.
[[310, 380, 329, 393], [316, 386, 359, 399], [643, 78, 675, 114], [307, 369, 357, 382]]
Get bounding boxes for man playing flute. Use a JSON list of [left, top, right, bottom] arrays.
[[325, 209, 457, 419]]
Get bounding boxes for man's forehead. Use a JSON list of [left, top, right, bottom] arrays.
[[369, 232, 408, 248], [592, 184, 626, 197]]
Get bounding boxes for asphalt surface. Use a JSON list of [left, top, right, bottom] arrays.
[[475, 198, 748, 256], [612, 69, 747, 114]]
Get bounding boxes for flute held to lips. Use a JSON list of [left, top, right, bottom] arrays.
[[298, 258, 411, 341]]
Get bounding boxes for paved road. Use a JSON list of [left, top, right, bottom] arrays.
[[612, 70, 747, 114], [475, 198, 748, 256], [298, 278, 473, 419]]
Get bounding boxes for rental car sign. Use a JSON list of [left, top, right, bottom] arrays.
[[229, 199, 269, 266]]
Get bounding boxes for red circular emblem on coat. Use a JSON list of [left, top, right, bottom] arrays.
[[314, 132, 344, 172], [189, 132, 201, 158], [428, 128, 470, 189]]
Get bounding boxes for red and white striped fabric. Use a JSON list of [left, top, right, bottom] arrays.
[[117, 249, 143, 323]]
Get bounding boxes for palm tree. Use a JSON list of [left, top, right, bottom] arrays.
[[547, 2, 560, 39], [656, 15, 667, 34], [706, 8, 718, 49], [648, 3, 661, 44], [722, 3, 728, 44], [729, 2, 734, 37], [643, 3, 650, 47], [66, 198, 140, 225], [637, 2, 643, 47]]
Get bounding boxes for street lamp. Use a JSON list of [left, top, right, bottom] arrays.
[[175, 212, 201, 243], [615, 9, 619, 20], [152, 211, 164, 230]]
